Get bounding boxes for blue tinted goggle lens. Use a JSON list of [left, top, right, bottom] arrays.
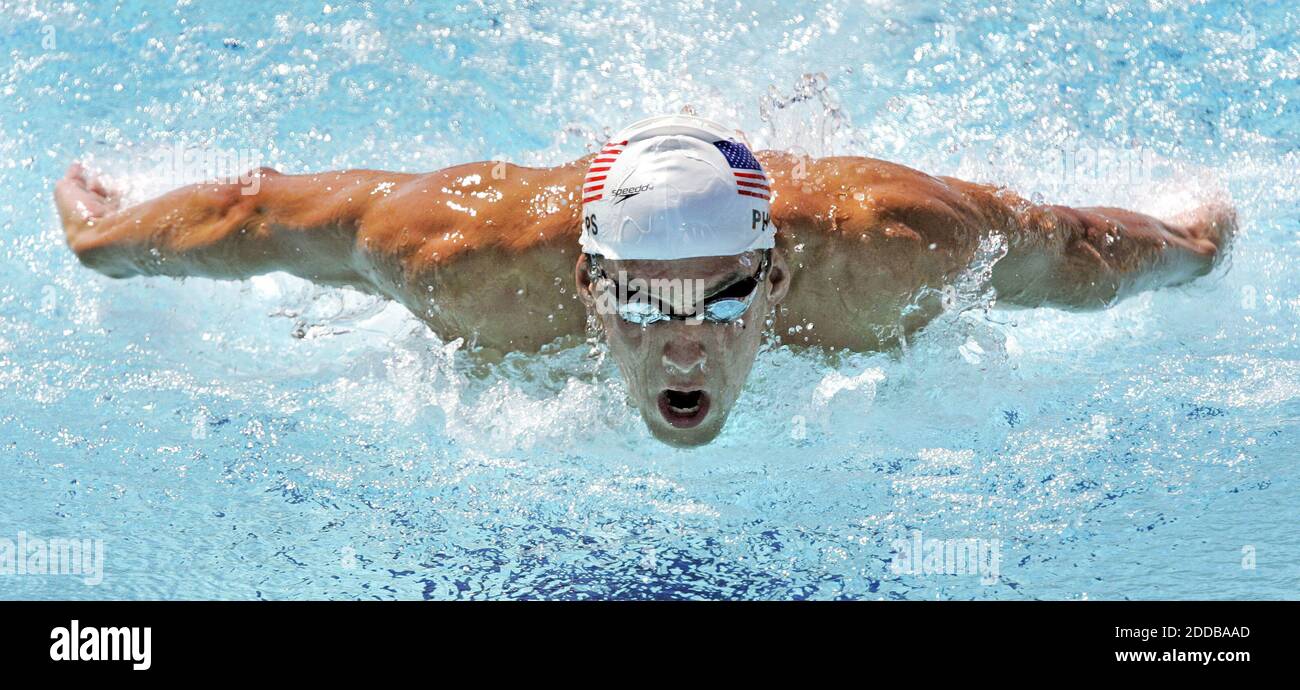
[[617, 301, 670, 325], [595, 251, 769, 325], [702, 297, 751, 322], [616, 295, 752, 325]]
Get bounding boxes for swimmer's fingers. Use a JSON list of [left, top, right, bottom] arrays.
[[80, 164, 123, 208], [54, 162, 121, 231], [54, 166, 93, 228], [1167, 201, 1237, 259]]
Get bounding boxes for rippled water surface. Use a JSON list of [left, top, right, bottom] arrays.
[[1, 0, 1297, 599]]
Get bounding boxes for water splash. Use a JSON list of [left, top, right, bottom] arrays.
[[758, 72, 849, 156]]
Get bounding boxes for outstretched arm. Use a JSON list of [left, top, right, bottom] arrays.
[[54, 158, 590, 352], [946, 177, 1236, 309], [54, 163, 416, 290], [762, 153, 1234, 313]]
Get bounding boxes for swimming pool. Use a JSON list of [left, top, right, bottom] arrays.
[[0, 0, 1296, 599]]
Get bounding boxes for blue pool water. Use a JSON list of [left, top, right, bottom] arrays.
[[0, 0, 1296, 599]]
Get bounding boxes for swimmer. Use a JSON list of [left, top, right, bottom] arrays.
[[54, 115, 1235, 446]]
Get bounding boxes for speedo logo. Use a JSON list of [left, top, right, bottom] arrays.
[[611, 184, 653, 203]]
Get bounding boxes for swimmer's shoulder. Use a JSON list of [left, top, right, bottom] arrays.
[[761, 152, 992, 254], [355, 159, 585, 272]]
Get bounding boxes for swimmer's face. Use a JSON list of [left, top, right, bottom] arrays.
[[577, 250, 790, 447]]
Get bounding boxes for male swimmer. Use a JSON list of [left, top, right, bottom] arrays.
[[54, 114, 1234, 446]]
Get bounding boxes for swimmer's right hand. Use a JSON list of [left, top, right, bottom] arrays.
[[53, 162, 133, 274], [54, 162, 121, 240]]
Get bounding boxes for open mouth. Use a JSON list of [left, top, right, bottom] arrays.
[[657, 389, 711, 428]]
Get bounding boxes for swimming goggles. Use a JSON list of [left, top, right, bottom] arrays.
[[587, 250, 771, 325]]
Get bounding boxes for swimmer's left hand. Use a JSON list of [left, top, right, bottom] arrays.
[[1165, 200, 1238, 264]]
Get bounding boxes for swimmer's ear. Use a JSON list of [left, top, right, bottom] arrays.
[[575, 254, 596, 306], [765, 249, 791, 306]]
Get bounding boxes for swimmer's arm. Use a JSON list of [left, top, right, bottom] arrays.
[[960, 181, 1237, 308], [54, 163, 417, 290], [750, 154, 1234, 312]]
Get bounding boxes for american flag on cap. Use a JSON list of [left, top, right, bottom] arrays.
[[582, 140, 627, 204], [712, 140, 770, 201]]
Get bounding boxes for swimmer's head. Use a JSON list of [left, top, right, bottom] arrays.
[[575, 115, 789, 447], [577, 114, 776, 260]]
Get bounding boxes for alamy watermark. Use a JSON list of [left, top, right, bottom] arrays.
[[589, 264, 710, 323], [1044, 142, 1158, 197], [50, 620, 151, 670], [151, 142, 266, 195], [0, 531, 105, 586], [958, 139, 1161, 199], [890, 529, 1001, 585]]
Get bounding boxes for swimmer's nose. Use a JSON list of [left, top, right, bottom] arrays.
[[662, 337, 706, 378]]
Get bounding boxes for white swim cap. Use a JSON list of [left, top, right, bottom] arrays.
[[578, 114, 775, 260]]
